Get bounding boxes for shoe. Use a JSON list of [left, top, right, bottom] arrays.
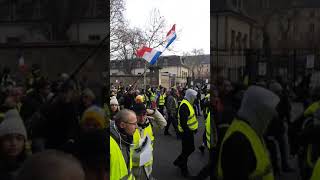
[[164, 131, 172, 136], [181, 167, 191, 178], [173, 159, 182, 167], [199, 145, 205, 154]]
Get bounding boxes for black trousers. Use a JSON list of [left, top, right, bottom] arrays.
[[174, 131, 195, 168], [165, 113, 178, 133], [158, 105, 165, 115]]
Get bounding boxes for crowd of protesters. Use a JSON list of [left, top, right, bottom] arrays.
[[0, 64, 108, 180], [109, 73, 320, 180]]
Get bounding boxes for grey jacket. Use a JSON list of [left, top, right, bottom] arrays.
[[165, 95, 178, 117]]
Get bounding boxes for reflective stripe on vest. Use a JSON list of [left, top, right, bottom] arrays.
[[205, 112, 211, 149], [307, 144, 317, 169], [304, 101, 320, 117], [132, 123, 154, 167], [110, 136, 134, 180], [217, 119, 274, 180], [177, 99, 198, 132], [159, 95, 165, 106], [311, 158, 320, 180], [150, 93, 156, 102]]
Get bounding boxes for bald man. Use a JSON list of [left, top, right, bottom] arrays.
[[16, 150, 85, 180]]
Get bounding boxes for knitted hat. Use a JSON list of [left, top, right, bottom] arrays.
[[82, 88, 96, 100], [132, 103, 146, 116], [110, 96, 119, 105], [80, 106, 106, 129], [0, 109, 27, 139]]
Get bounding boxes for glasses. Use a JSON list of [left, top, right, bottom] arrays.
[[124, 121, 138, 125], [110, 104, 118, 106]]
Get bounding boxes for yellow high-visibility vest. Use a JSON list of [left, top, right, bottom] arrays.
[[110, 136, 134, 180], [159, 94, 166, 106], [217, 119, 274, 180], [177, 99, 198, 132], [132, 123, 154, 167], [311, 158, 320, 180]]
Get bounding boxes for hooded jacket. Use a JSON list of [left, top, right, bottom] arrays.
[[110, 121, 133, 172], [220, 86, 279, 179]]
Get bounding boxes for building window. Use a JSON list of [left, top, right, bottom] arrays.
[[231, 30, 235, 51], [232, 0, 237, 7], [310, 11, 315, 18], [310, 23, 315, 34], [242, 34, 248, 49], [88, 35, 101, 41], [236, 32, 242, 50], [6, 36, 21, 43]]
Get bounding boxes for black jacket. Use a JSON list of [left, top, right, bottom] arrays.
[[221, 131, 256, 180]]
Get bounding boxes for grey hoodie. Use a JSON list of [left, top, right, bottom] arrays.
[[237, 86, 280, 137], [184, 89, 198, 105]]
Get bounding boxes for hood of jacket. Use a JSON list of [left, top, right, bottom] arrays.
[[237, 85, 280, 136], [184, 89, 198, 105]]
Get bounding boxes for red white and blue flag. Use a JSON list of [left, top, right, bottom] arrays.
[[136, 46, 162, 65], [164, 24, 176, 49]]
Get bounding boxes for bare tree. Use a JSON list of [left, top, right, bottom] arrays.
[[184, 48, 205, 80], [110, 0, 126, 54]]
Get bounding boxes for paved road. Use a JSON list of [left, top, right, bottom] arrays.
[[152, 115, 209, 180], [152, 103, 305, 180]]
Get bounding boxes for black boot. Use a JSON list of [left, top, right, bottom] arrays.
[[164, 130, 172, 136], [181, 167, 191, 178]]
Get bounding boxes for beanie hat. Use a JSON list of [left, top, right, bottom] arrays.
[[0, 109, 27, 139], [82, 88, 96, 100], [132, 103, 146, 116], [135, 95, 144, 103], [80, 106, 106, 129], [269, 82, 283, 94], [110, 96, 119, 105]]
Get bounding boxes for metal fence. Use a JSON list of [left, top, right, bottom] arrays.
[[212, 49, 320, 87]]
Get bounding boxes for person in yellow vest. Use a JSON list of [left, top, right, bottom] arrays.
[[173, 89, 198, 177], [110, 109, 137, 180], [131, 103, 167, 180], [193, 111, 219, 180], [310, 158, 320, 180], [157, 88, 166, 116], [288, 86, 320, 179], [217, 85, 279, 180], [297, 120, 320, 180]]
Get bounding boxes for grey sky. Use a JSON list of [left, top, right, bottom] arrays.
[[124, 0, 210, 56]]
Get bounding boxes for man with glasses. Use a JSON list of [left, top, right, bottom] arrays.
[[132, 103, 166, 180], [110, 109, 137, 180]]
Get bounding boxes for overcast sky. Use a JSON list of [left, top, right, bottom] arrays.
[[124, 0, 210, 56]]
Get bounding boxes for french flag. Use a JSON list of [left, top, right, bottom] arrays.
[[164, 24, 177, 49], [136, 46, 162, 65]]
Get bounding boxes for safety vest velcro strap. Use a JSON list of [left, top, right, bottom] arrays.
[[188, 114, 195, 120]]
